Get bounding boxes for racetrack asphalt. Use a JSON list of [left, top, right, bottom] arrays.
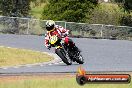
[[0, 34, 132, 74]]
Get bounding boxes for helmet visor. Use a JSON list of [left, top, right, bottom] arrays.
[[46, 25, 54, 31]]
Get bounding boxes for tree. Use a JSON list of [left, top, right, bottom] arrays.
[[114, 0, 132, 26], [41, 0, 98, 22], [115, 0, 132, 13], [0, 0, 4, 14], [1, 0, 30, 17], [30, 0, 48, 6]]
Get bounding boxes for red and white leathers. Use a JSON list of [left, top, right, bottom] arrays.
[[45, 25, 74, 48]]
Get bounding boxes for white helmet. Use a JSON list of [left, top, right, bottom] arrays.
[[46, 20, 55, 31]]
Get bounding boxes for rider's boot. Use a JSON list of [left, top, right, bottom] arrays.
[[65, 37, 81, 53], [68, 39, 81, 53], [73, 45, 81, 53]]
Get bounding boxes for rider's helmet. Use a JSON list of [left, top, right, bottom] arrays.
[[46, 20, 55, 31]]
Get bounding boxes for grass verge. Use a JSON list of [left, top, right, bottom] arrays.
[[0, 46, 53, 67], [0, 74, 131, 88]]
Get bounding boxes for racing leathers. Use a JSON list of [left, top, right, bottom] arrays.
[[44, 25, 79, 51]]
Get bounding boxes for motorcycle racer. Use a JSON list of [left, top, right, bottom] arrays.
[[44, 20, 80, 52]]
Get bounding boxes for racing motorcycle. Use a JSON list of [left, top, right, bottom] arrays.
[[48, 34, 84, 65]]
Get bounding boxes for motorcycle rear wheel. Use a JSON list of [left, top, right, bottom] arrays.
[[76, 54, 84, 64]]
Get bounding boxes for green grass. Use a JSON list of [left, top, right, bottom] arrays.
[[0, 76, 131, 88], [0, 46, 53, 66]]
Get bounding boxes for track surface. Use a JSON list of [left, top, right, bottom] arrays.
[[0, 34, 132, 73]]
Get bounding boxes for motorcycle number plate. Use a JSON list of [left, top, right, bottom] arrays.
[[49, 35, 58, 44]]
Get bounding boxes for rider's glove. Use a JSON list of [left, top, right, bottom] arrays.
[[47, 45, 51, 50]]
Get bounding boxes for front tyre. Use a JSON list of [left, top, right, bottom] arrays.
[[55, 48, 72, 65]]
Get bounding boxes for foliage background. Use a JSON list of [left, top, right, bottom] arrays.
[[0, 0, 132, 26]]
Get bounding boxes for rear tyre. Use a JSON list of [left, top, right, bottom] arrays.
[[76, 54, 84, 64], [55, 48, 72, 65]]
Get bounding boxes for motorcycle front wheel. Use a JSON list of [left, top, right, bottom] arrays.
[[55, 48, 72, 65]]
